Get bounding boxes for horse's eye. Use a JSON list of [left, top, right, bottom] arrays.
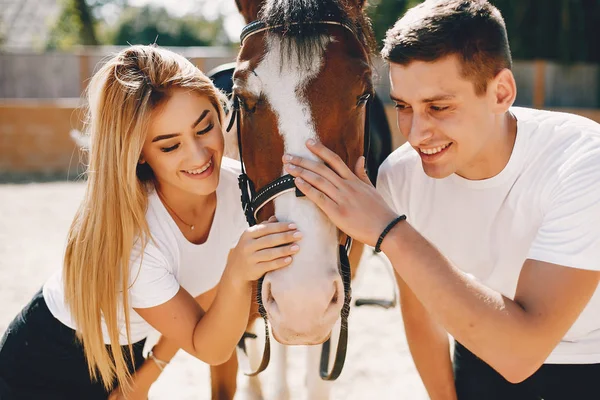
[[356, 93, 371, 106], [236, 95, 258, 114]]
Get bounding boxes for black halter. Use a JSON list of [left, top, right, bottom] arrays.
[[228, 17, 372, 382]]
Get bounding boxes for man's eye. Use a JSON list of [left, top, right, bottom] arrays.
[[395, 103, 410, 111], [161, 144, 179, 153], [431, 105, 449, 111]]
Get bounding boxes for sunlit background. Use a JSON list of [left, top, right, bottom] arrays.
[[1, 2, 599, 399]]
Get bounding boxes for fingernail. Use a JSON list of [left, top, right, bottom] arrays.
[[283, 155, 292, 162], [284, 257, 292, 263], [286, 164, 296, 170], [293, 231, 303, 238], [307, 139, 316, 146], [290, 244, 300, 251], [296, 177, 304, 184], [288, 223, 297, 229]]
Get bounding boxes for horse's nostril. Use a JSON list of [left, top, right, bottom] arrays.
[[330, 283, 339, 305], [265, 281, 275, 305]]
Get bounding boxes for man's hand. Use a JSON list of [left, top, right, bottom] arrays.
[[283, 139, 398, 247]]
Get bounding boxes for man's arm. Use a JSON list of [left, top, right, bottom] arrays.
[[399, 276, 457, 400], [382, 223, 599, 383]]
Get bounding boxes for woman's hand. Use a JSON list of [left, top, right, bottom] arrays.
[[223, 217, 302, 288], [283, 139, 398, 247]]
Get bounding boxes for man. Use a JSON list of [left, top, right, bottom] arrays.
[[281, 1, 600, 399]]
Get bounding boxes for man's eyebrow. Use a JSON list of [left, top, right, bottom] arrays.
[[389, 94, 456, 103]]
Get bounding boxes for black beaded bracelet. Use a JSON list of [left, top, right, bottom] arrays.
[[374, 215, 407, 253]]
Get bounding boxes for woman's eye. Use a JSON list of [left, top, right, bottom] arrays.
[[161, 144, 179, 153], [196, 122, 214, 136]]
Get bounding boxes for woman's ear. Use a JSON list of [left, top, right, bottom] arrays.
[[139, 156, 146, 165]]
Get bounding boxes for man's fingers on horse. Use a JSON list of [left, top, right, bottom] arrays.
[[288, 165, 339, 196], [284, 156, 342, 185], [254, 244, 300, 262], [306, 139, 352, 179], [295, 178, 339, 215]]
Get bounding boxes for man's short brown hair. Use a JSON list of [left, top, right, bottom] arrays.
[[381, 0, 512, 95]]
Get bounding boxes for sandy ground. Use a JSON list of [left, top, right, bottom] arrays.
[[0, 182, 429, 400]]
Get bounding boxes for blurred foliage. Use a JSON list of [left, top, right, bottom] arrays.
[[46, 0, 600, 64], [46, 0, 229, 49], [47, 0, 99, 49], [106, 6, 230, 47], [366, 0, 419, 48], [366, 0, 600, 64], [491, 0, 600, 63]]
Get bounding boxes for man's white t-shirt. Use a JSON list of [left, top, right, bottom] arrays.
[[377, 107, 600, 364], [43, 157, 248, 345]]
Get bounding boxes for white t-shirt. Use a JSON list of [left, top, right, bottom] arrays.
[[377, 107, 600, 364], [43, 157, 248, 344]]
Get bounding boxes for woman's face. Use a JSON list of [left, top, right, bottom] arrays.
[[141, 88, 225, 197]]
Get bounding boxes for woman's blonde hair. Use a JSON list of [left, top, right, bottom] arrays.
[[63, 45, 227, 391]]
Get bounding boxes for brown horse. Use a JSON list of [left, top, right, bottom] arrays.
[[209, 0, 376, 398]]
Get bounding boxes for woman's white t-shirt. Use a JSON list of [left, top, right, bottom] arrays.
[[377, 107, 600, 364], [43, 157, 248, 344]]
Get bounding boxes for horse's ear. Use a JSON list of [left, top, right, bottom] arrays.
[[235, 0, 265, 23]]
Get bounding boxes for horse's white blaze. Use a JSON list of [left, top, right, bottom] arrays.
[[247, 33, 342, 337]]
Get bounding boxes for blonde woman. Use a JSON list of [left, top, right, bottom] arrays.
[[0, 45, 301, 400]]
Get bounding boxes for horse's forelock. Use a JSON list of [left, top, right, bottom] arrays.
[[258, 0, 375, 67]]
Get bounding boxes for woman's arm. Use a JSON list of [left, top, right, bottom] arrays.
[[108, 288, 219, 400], [135, 220, 300, 365]]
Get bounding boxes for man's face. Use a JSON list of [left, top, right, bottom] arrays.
[[389, 55, 500, 179]]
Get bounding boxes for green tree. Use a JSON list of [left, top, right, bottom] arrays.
[[492, 0, 600, 63], [108, 5, 230, 47], [47, 0, 99, 49], [366, 0, 415, 48], [366, 0, 600, 63]]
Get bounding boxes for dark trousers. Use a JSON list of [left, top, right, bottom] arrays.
[[454, 341, 600, 400], [0, 290, 146, 400]]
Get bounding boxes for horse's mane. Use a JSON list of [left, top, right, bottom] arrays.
[[258, 0, 376, 66]]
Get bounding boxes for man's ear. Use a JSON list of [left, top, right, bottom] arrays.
[[491, 69, 517, 113]]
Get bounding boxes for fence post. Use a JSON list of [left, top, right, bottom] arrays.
[[79, 51, 90, 95]]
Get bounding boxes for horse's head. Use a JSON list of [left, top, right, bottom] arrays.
[[233, 0, 374, 345]]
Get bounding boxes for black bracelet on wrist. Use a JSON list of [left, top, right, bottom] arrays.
[[374, 215, 407, 253]]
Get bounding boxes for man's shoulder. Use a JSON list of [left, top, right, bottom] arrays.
[[513, 107, 600, 137]]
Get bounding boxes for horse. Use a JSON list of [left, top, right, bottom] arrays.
[[206, 0, 381, 398]]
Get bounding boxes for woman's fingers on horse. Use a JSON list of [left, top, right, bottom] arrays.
[[254, 243, 300, 263], [257, 256, 294, 274], [306, 139, 354, 179], [251, 229, 302, 252], [248, 221, 296, 238], [294, 177, 340, 216]]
